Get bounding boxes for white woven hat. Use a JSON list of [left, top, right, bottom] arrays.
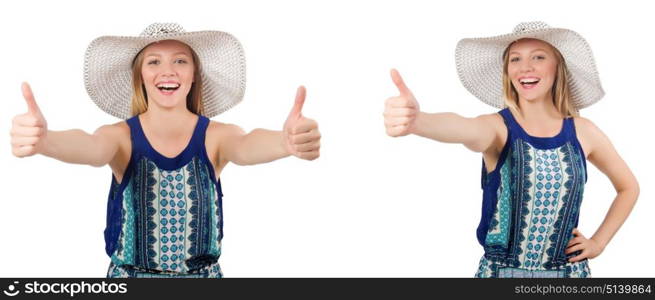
[[84, 23, 246, 119], [455, 21, 604, 109]]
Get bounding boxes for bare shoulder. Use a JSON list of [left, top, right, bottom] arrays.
[[101, 121, 132, 178], [205, 121, 246, 170], [467, 112, 507, 153], [94, 121, 130, 143], [573, 116, 607, 141], [475, 112, 505, 127], [573, 116, 610, 158], [205, 120, 246, 155], [573, 116, 602, 132], [474, 112, 508, 169], [476, 112, 507, 138], [95, 120, 128, 133], [206, 120, 246, 139]]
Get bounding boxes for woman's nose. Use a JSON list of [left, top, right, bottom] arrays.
[[519, 60, 535, 72], [159, 62, 176, 76]]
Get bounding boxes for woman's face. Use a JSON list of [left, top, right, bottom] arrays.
[[140, 40, 195, 111], [507, 38, 558, 104]]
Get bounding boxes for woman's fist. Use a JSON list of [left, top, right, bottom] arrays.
[[384, 69, 419, 137], [11, 82, 48, 157], [283, 86, 321, 160]]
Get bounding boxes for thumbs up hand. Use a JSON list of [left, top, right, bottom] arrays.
[[283, 86, 320, 160], [11, 82, 48, 157], [384, 69, 420, 137]]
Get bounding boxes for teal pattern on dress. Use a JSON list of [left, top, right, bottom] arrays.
[[107, 259, 222, 278], [476, 108, 588, 278], [104, 115, 223, 278], [484, 162, 511, 246], [475, 255, 590, 278]]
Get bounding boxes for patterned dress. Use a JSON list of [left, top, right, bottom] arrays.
[[475, 108, 590, 278], [104, 115, 224, 278]]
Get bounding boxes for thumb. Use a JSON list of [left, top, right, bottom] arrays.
[[22, 82, 41, 116], [288, 85, 306, 119], [390, 68, 413, 97]]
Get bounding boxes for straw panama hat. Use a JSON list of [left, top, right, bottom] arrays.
[[84, 22, 246, 119], [455, 21, 604, 109]]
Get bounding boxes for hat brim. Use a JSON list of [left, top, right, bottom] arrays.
[[84, 30, 246, 119], [455, 27, 604, 109]]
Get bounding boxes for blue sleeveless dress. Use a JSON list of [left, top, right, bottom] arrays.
[[104, 114, 224, 278], [475, 108, 590, 278]]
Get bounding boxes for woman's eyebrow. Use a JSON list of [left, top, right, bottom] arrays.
[[530, 48, 548, 53], [509, 48, 548, 55], [144, 52, 190, 57]]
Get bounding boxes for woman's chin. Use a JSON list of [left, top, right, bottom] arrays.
[[518, 92, 550, 103], [149, 98, 186, 110]]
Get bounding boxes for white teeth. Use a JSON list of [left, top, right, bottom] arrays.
[[520, 78, 540, 84], [156, 83, 180, 88]]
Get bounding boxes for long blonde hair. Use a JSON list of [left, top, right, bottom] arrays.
[[502, 39, 578, 118], [130, 41, 204, 117]]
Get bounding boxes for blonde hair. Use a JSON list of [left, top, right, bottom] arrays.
[[502, 39, 579, 118], [130, 41, 204, 117]]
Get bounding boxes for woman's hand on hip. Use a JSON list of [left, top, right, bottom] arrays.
[[566, 228, 605, 262]]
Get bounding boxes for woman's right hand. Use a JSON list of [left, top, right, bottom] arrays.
[[384, 69, 420, 137], [11, 82, 48, 157], [382, 69, 502, 154]]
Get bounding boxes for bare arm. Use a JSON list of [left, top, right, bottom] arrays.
[[384, 69, 498, 153], [10, 82, 122, 167], [215, 125, 290, 166], [41, 125, 123, 167], [412, 112, 498, 152], [566, 117, 640, 262], [214, 86, 321, 166]]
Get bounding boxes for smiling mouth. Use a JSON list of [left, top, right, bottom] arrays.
[[156, 83, 180, 92], [519, 78, 540, 88]]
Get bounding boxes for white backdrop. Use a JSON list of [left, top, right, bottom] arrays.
[[1, 0, 653, 277]]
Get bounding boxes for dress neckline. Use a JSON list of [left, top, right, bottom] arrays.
[[501, 108, 570, 149], [133, 114, 204, 170], [137, 114, 201, 160]]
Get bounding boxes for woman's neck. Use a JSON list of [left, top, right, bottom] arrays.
[[511, 94, 566, 137], [516, 94, 562, 123], [140, 104, 198, 138]]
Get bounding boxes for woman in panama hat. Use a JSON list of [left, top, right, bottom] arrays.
[[383, 21, 639, 277], [10, 23, 321, 278]]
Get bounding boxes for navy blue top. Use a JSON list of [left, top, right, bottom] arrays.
[[476, 108, 588, 269], [104, 114, 224, 273]]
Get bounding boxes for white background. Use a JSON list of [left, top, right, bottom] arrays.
[[1, 0, 653, 277]]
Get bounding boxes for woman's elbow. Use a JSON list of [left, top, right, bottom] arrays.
[[632, 179, 640, 200], [617, 178, 640, 202]]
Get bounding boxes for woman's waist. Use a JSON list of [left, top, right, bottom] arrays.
[[477, 254, 590, 278], [111, 254, 220, 274], [482, 247, 583, 270]]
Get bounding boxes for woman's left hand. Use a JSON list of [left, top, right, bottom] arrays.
[[283, 86, 321, 161], [565, 228, 604, 263]]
